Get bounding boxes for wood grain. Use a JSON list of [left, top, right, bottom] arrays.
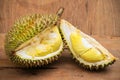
[[0, 50, 120, 80], [0, 0, 120, 36], [0, 34, 120, 80]]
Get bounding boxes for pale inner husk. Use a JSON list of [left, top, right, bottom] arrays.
[[60, 19, 115, 67], [15, 26, 63, 60]]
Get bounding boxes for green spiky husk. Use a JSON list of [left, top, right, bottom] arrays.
[[5, 14, 58, 56], [4, 14, 63, 67], [58, 27, 68, 50], [72, 54, 116, 70], [9, 50, 63, 68]]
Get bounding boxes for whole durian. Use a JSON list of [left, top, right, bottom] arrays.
[[60, 19, 116, 70], [5, 8, 64, 67]]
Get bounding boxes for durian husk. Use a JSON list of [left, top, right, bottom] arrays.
[[5, 14, 59, 55], [59, 27, 68, 50], [4, 13, 64, 67], [9, 49, 63, 68], [60, 19, 116, 70]]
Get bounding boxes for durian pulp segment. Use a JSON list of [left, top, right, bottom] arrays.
[[16, 26, 62, 59], [70, 31, 105, 62], [60, 19, 116, 65]]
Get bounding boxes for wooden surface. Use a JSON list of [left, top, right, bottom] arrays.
[[0, 0, 120, 80], [0, 34, 120, 80], [0, 0, 120, 36]]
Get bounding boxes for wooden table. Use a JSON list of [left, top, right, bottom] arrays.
[[0, 34, 120, 80]]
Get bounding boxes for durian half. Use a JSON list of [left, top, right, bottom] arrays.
[[5, 8, 64, 67], [60, 19, 116, 70]]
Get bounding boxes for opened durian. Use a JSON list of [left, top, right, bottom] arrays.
[[60, 19, 116, 70], [5, 8, 64, 67]]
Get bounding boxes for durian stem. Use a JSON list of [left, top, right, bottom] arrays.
[[56, 7, 64, 17]]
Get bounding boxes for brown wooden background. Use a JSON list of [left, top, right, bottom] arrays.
[[0, 0, 120, 80], [0, 0, 120, 37]]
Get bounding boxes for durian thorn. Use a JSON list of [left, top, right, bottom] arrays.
[[56, 7, 64, 17]]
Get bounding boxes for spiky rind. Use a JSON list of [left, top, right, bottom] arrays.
[[64, 36, 115, 70], [58, 27, 68, 50], [59, 25, 116, 70], [72, 53, 116, 71], [9, 50, 63, 68], [5, 14, 58, 55], [4, 14, 63, 68]]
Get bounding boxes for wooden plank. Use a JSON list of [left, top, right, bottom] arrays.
[[0, 50, 120, 80], [0, 0, 120, 37], [0, 33, 120, 80]]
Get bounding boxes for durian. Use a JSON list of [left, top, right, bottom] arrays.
[[5, 7, 116, 70], [5, 8, 64, 67], [60, 19, 116, 70]]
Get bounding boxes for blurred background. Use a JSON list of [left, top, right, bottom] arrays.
[[0, 0, 120, 37]]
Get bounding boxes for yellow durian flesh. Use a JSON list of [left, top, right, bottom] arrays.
[[41, 26, 62, 52], [70, 31, 105, 62], [81, 48, 106, 62], [16, 26, 62, 58], [70, 31, 89, 56]]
